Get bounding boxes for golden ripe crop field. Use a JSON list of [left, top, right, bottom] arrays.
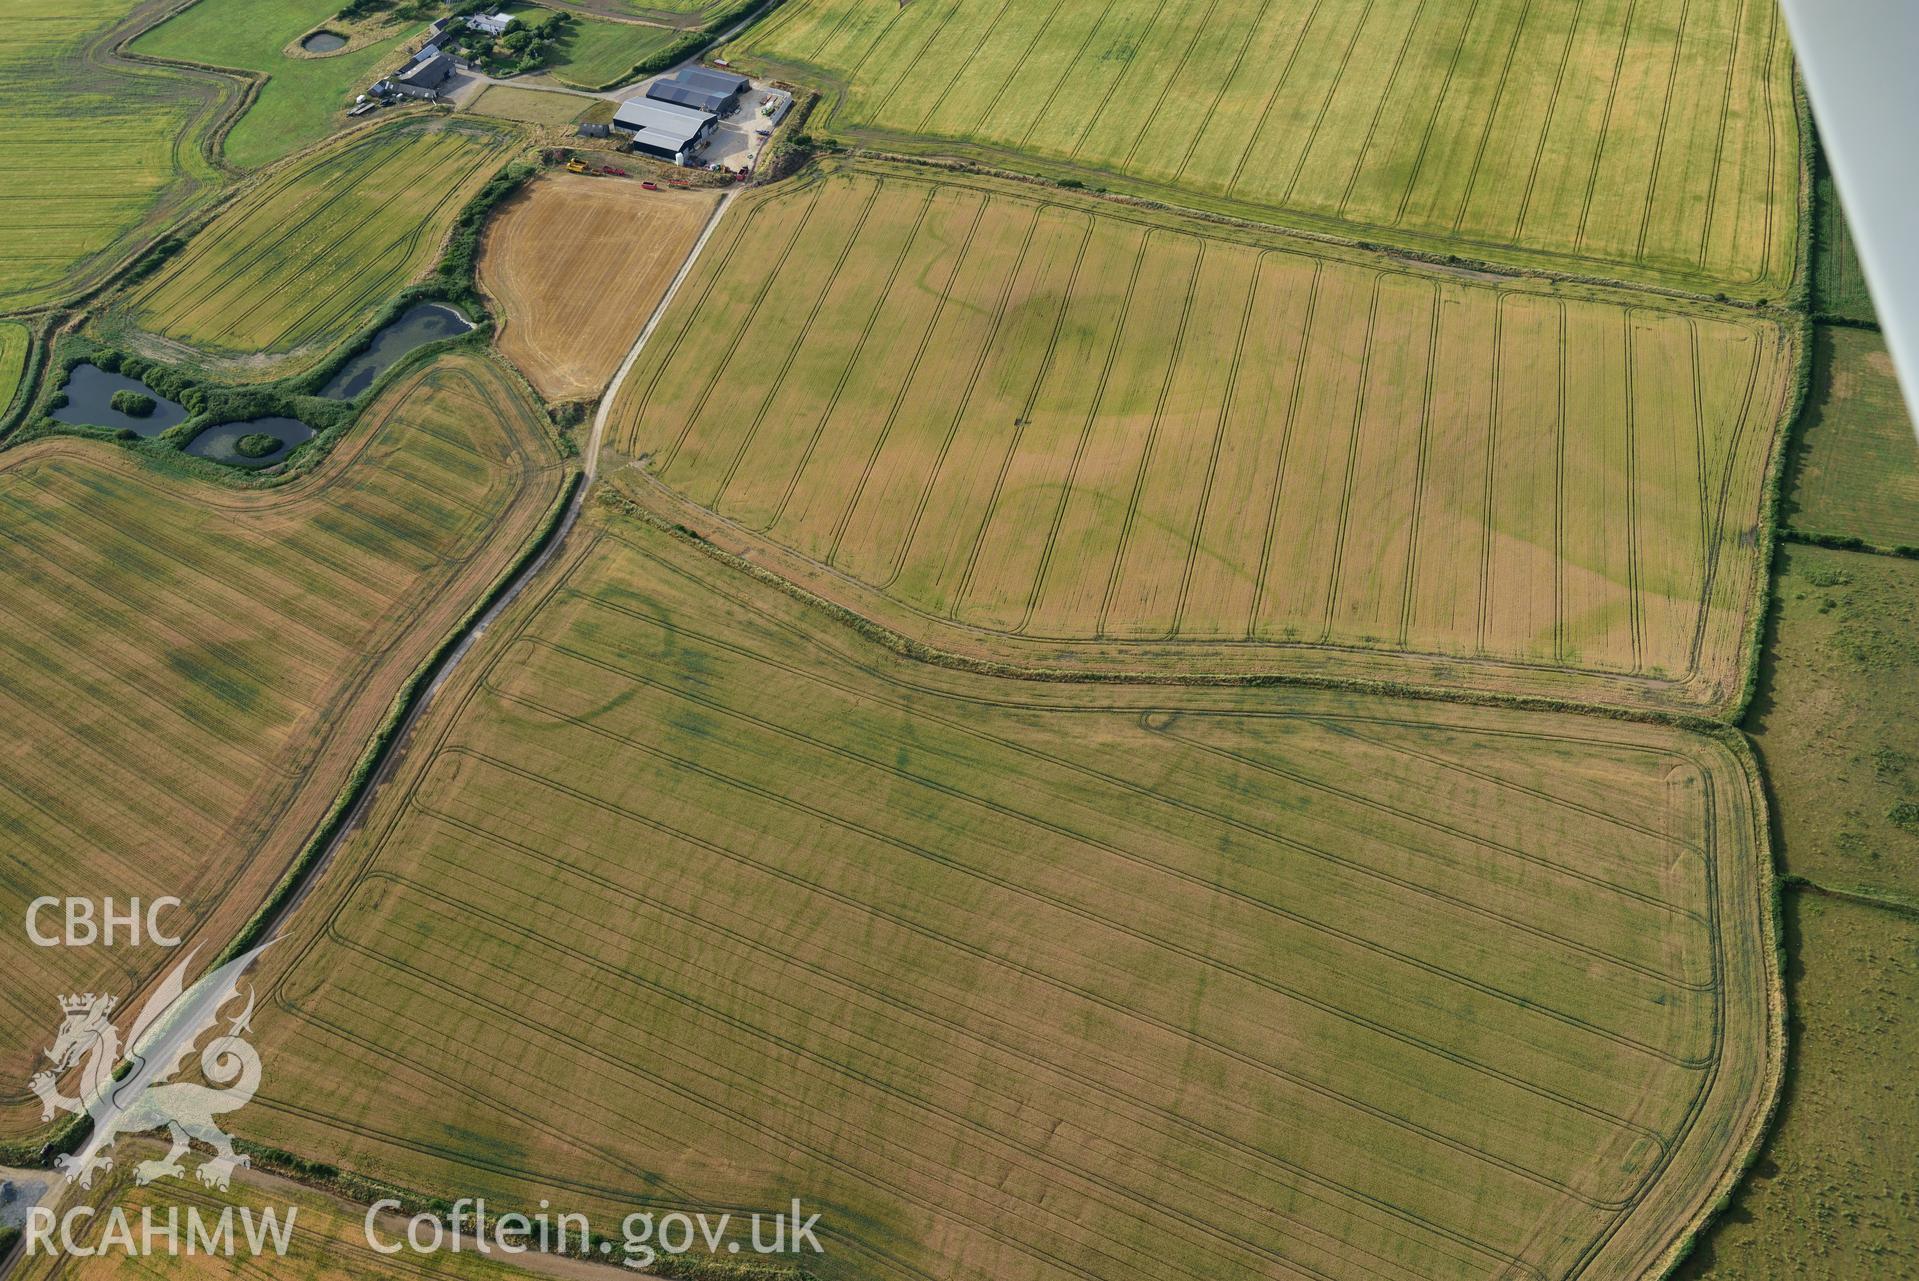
[[730, 0, 1800, 299], [122, 121, 515, 374], [237, 511, 1778, 1281], [0, 353, 567, 1133], [478, 172, 720, 401], [605, 164, 1794, 712]]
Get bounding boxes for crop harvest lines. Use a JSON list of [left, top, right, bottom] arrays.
[[605, 164, 1793, 712], [122, 121, 515, 372], [0, 0, 244, 310], [0, 352, 566, 1133], [478, 173, 721, 401], [729, 0, 1800, 298], [234, 511, 1776, 1281]]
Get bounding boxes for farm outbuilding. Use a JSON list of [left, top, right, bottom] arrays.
[[646, 65, 750, 115], [396, 50, 452, 92], [612, 97, 716, 163], [467, 12, 516, 35]]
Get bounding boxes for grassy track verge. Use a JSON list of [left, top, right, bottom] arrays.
[[0, 350, 568, 1140], [0, 322, 29, 417], [230, 505, 1778, 1281], [604, 161, 1795, 715], [116, 120, 518, 379], [1675, 889, 1919, 1279], [726, 0, 1801, 300]]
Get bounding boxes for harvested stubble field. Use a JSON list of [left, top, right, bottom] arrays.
[[0, 352, 567, 1136], [606, 165, 1794, 712], [0, 0, 235, 310], [122, 121, 517, 375], [1784, 326, 1919, 549], [239, 510, 1778, 1281], [729, 0, 1801, 299], [478, 172, 720, 400]]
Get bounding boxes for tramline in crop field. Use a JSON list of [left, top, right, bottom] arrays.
[[606, 164, 1795, 712], [0, 0, 236, 311], [122, 121, 516, 375], [728, 0, 1802, 300], [0, 352, 567, 1134], [237, 511, 1778, 1281], [478, 172, 721, 401]]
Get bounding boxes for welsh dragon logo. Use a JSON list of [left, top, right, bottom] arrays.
[[28, 946, 270, 1191]]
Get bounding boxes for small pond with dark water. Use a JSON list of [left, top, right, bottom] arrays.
[[185, 417, 315, 469], [52, 364, 189, 436], [318, 302, 474, 400], [300, 31, 347, 53]]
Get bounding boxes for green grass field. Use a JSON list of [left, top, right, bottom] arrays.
[[607, 163, 1793, 713], [730, 0, 1801, 298], [0, 352, 568, 1136], [1812, 156, 1876, 324], [0, 321, 29, 417], [507, 4, 682, 88], [1749, 544, 1919, 902], [467, 83, 594, 126], [0, 0, 233, 309], [132, 0, 424, 171], [123, 120, 516, 373], [1677, 891, 1919, 1280], [1785, 326, 1919, 549], [239, 509, 1777, 1281]]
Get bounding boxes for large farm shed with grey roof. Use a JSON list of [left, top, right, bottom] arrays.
[[646, 65, 750, 115], [613, 96, 717, 163]]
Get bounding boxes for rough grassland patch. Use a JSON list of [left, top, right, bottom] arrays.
[[1677, 892, 1919, 1279], [729, 0, 1801, 299], [479, 171, 719, 400], [239, 509, 1776, 1281], [1784, 326, 1919, 549], [1749, 544, 1919, 901], [0, 352, 566, 1137], [606, 163, 1795, 713], [121, 121, 517, 377], [468, 84, 595, 127]]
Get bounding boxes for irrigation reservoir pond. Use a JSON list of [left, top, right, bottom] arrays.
[[319, 303, 473, 400], [186, 417, 315, 468], [52, 364, 188, 435]]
